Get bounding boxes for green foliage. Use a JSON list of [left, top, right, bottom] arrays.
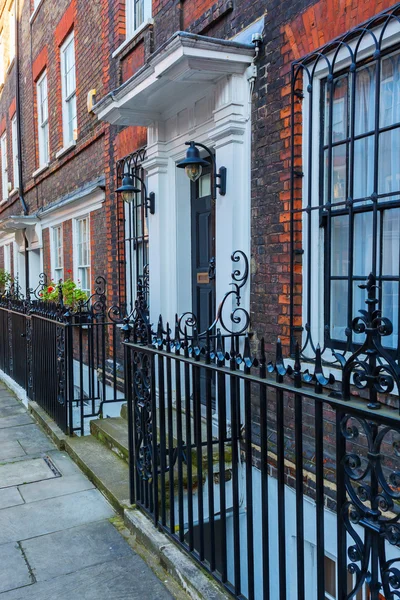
[[0, 269, 13, 293], [39, 279, 89, 307]]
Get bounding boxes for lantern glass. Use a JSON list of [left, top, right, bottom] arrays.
[[122, 189, 136, 204], [185, 164, 202, 182]]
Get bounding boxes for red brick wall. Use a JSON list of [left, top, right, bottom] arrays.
[[121, 41, 145, 81], [181, 0, 217, 30], [90, 207, 107, 286], [63, 219, 73, 278], [42, 228, 51, 278]]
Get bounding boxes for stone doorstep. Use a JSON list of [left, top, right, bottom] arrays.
[[91, 416, 233, 475]]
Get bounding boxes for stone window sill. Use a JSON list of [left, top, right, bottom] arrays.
[[56, 140, 76, 160], [32, 164, 49, 178]]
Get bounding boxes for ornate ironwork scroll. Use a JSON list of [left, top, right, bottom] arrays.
[[26, 315, 33, 399], [109, 264, 150, 345], [132, 350, 153, 481], [178, 250, 250, 339], [340, 274, 400, 410], [56, 324, 66, 406], [340, 415, 400, 599]]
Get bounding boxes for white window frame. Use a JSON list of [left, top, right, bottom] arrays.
[[60, 32, 77, 148], [302, 20, 400, 353], [74, 215, 90, 295], [1, 132, 8, 202], [52, 225, 63, 283], [125, 0, 151, 39], [11, 114, 18, 190], [37, 70, 49, 168], [8, 2, 15, 64]]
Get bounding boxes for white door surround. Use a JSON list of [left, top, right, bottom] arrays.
[[94, 32, 255, 328]]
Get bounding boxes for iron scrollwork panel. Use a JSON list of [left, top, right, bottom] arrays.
[[132, 350, 153, 483], [340, 414, 400, 599], [56, 324, 66, 406]]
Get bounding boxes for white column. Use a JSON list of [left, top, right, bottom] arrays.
[[143, 122, 175, 328], [209, 73, 252, 333]]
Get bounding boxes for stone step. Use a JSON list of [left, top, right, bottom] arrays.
[[65, 435, 130, 515], [90, 418, 129, 464]]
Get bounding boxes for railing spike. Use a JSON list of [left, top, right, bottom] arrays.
[[260, 338, 267, 379], [184, 326, 189, 358], [205, 329, 211, 365], [293, 341, 302, 388]]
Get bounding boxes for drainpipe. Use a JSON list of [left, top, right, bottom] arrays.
[[15, 0, 30, 296], [15, 0, 27, 216]]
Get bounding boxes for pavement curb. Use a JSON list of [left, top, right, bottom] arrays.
[[124, 509, 231, 600], [27, 401, 68, 451]]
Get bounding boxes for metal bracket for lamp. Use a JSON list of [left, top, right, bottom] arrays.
[[176, 141, 227, 200]]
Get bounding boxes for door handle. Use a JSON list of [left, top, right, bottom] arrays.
[[208, 257, 216, 280]]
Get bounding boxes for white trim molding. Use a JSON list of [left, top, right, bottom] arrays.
[[94, 32, 255, 127]]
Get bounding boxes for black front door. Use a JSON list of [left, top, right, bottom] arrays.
[[191, 168, 216, 335]]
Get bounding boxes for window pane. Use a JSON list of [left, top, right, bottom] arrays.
[[380, 52, 400, 128], [382, 208, 400, 276], [135, 0, 144, 28], [324, 75, 348, 144], [331, 216, 349, 276], [382, 281, 398, 348], [324, 145, 347, 204], [353, 135, 374, 200], [378, 128, 400, 197], [199, 173, 211, 198], [354, 63, 376, 136], [136, 203, 143, 237], [324, 557, 336, 597], [331, 279, 348, 340], [353, 212, 376, 276]]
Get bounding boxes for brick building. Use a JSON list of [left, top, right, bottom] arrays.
[[0, 0, 399, 598]]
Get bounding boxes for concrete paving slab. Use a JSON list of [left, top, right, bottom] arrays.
[[0, 457, 57, 489], [0, 487, 24, 510], [0, 440, 26, 461], [0, 425, 54, 454], [0, 542, 32, 593], [0, 405, 26, 418], [21, 520, 134, 582], [18, 473, 94, 503], [0, 396, 21, 408], [46, 450, 88, 477], [0, 556, 173, 600], [0, 414, 33, 429], [0, 489, 114, 545]]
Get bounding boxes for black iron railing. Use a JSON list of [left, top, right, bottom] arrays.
[[124, 254, 400, 600], [0, 275, 128, 435]]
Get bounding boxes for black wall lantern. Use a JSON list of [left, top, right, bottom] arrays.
[[176, 141, 227, 200], [115, 173, 155, 215]]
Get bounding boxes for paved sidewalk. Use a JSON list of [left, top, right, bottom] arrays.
[[0, 382, 173, 599]]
